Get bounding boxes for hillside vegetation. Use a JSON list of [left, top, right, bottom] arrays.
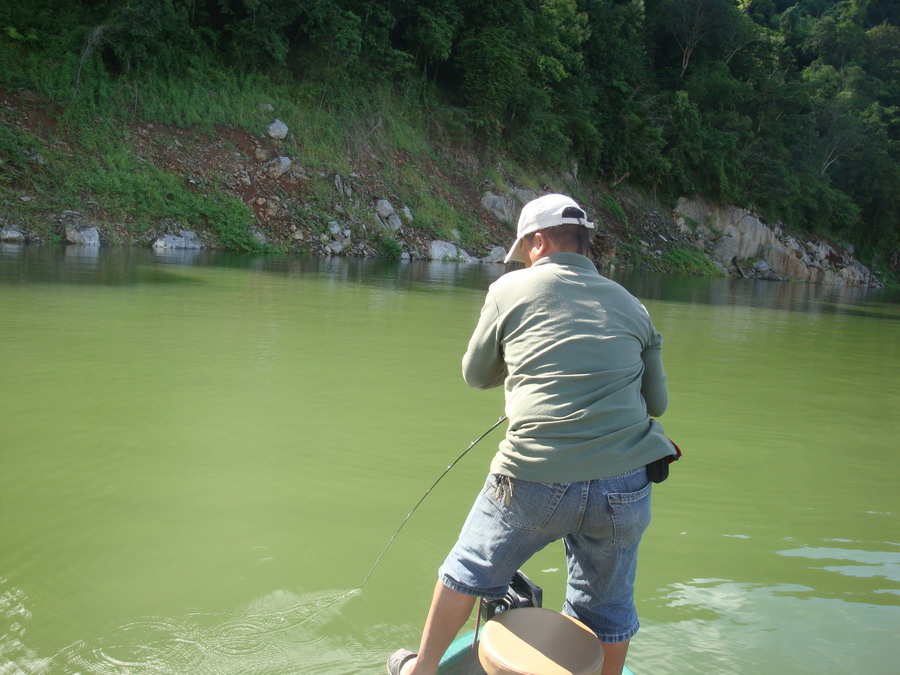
[[1, 0, 897, 281]]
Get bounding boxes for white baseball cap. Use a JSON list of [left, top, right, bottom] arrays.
[[504, 193, 595, 264]]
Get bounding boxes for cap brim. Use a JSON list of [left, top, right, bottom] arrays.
[[503, 237, 525, 264]]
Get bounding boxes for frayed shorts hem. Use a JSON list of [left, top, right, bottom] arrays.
[[588, 619, 639, 644], [438, 571, 508, 601]]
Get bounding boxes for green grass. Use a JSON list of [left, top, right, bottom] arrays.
[[661, 245, 724, 276], [412, 196, 467, 240], [600, 194, 627, 224], [0, 39, 631, 258], [0, 46, 296, 250], [680, 214, 702, 235], [0, 124, 38, 180], [374, 233, 403, 258], [1, 116, 260, 250]]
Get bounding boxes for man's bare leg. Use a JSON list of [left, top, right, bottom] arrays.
[[403, 581, 477, 675], [600, 640, 629, 675]]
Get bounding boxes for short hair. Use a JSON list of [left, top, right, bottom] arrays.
[[531, 223, 591, 256]]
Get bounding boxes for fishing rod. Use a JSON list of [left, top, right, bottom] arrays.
[[360, 416, 507, 590]]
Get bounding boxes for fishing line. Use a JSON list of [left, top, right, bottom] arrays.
[[360, 416, 507, 590]]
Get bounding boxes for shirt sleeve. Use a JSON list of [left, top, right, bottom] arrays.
[[641, 329, 669, 417], [462, 291, 507, 390]]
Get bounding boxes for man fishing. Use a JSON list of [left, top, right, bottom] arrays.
[[388, 193, 677, 675]]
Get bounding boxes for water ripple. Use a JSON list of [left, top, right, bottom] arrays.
[[27, 589, 366, 674]]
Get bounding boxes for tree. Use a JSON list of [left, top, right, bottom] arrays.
[[451, 0, 589, 159], [652, 0, 761, 79]]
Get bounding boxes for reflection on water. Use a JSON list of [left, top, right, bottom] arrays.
[[613, 268, 900, 317], [635, 577, 899, 674], [779, 544, 900, 587], [3, 245, 897, 316], [150, 246, 205, 267], [0, 244, 509, 293]]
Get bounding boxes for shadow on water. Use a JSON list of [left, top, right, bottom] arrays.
[[2, 244, 896, 315]]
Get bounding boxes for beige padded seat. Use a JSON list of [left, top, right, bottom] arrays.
[[478, 607, 604, 675]]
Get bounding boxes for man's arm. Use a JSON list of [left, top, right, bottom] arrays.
[[641, 331, 668, 417], [462, 292, 507, 389]]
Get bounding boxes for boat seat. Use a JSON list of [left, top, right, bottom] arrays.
[[478, 607, 604, 675]]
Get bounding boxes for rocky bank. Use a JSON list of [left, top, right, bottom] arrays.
[[674, 197, 880, 287], [0, 91, 884, 287]]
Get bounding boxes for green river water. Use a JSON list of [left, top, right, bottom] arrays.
[[1, 245, 898, 674]]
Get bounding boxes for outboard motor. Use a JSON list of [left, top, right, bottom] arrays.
[[480, 570, 543, 621]]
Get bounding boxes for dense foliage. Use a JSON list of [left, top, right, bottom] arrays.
[[1, 0, 897, 260]]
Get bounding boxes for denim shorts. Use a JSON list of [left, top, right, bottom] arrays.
[[438, 467, 651, 643]]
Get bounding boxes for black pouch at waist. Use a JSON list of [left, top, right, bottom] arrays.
[[646, 456, 670, 483]]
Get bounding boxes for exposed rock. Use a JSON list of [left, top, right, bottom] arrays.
[[481, 187, 537, 225], [374, 199, 403, 232], [675, 196, 880, 287], [267, 119, 288, 140], [750, 259, 782, 281], [259, 103, 275, 113], [512, 188, 539, 204], [334, 174, 352, 198], [322, 220, 352, 254], [63, 226, 100, 246], [760, 241, 808, 280], [56, 211, 100, 246], [263, 156, 291, 178], [483, 246, 508, 263], [429, 240, 475, 262], [151, 230, 202, 249], [481, 191, 517, 224], [0, 228, 25, 243]]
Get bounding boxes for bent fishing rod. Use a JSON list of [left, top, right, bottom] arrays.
[[360, 415, 507, 590]]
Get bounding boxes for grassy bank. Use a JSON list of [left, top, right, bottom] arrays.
[[0, 53, 581, 259], [1, 39, 896, 286], [1, 50, 527, 256]]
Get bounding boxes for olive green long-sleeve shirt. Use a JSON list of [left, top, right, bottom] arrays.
[[463, 252, 675, 482]]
